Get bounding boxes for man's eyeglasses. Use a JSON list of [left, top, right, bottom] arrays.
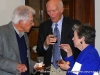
[[27, 19, 34, 24]]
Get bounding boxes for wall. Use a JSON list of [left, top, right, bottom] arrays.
[[0, 0, 25, 25], [95, 0, 100, 54], [28, 0, 44, 27], [0, 0, 100, 54]]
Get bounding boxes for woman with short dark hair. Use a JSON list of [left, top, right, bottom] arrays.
[[59, 24, 100, 75]]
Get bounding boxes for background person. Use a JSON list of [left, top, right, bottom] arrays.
[[0, 5, 43, 75], [59, 24, 100, 75], [36, 0, 81, 75]]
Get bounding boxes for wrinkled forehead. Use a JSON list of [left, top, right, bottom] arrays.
[[46, 0, 59, 8]]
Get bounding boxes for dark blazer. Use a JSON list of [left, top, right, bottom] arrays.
[[0, 22, 36, 75], [36, 16, 81, 67]]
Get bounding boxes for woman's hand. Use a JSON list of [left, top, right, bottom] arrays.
[[59, 44, 72, 57], [58, 59, 70, 70]]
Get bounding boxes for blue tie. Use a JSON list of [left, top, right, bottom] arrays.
[[52, 23, 61, 69]]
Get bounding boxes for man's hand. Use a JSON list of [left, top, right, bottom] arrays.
[[16, 63, 27, 73], [44, 34, 57, 48], [34, 62, 44, 72]]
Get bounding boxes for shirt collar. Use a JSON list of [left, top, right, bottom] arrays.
[[13, 25, 25, 38], [52, 15, 63, 28]]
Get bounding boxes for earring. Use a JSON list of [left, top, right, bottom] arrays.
[[80, 41, 82, 44]]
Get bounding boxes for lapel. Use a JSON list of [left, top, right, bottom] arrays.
[[24, 33, 30, 58], [76, 45, 93, 62], [46, 20, 53, 34], [24, 34, 29, 50], [60, 16, 70, 58], [7, 22, 21, 62], [61, 16, 71, 43]]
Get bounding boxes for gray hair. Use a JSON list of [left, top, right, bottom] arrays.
[[58, 0, 63, 9], [72, 24, 95, 44], [72, 24, 82, 31], [12, 5, 35, 24]]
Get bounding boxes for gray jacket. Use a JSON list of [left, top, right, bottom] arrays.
[[0, 22, 36, 75]]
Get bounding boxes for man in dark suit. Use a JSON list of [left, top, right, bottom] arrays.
[[36, 0, 81, 75]]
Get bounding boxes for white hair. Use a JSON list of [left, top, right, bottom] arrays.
[[58, 0, 63, 9], [12, 5, 35, 24]]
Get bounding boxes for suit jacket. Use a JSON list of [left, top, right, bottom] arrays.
[[0, 22, 36, 75], [36, 16, 81, 67], [65, 44, 100, 75]]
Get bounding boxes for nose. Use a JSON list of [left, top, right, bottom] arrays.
[[48, 11, 54, 17], [31, 22, 34, 26], [72, 37, 74, 40]]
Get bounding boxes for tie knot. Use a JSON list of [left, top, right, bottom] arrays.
[[55, 23, 58, 27], [55, 24, 58, 30]]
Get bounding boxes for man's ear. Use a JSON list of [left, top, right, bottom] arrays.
[[60, 7, 64, 13], [19, 19, 23, 24]]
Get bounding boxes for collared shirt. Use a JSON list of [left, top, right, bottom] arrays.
[[44, 15, 64, 62], [44, 15, 63, 50], [51, 15, 63, 61], [51, 15, 63, 37], [13, 24, 25, 38]]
